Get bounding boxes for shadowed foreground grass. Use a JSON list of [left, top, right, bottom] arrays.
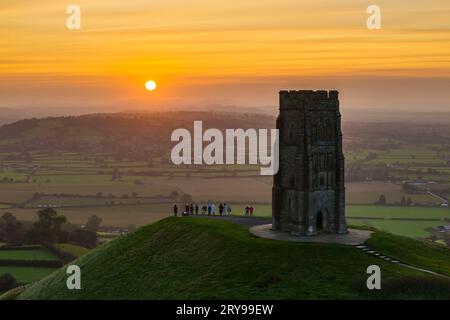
[[13, 217, 450, 300]]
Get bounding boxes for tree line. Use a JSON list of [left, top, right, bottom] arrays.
[[0, 209, 102, 248]]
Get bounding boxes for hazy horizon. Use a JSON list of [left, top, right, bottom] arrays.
[[2, 104, 450, 127]]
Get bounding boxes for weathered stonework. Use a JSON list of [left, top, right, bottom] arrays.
[[272, 90, 347, 236]]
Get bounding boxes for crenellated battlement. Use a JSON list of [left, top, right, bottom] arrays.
[[279, 90, 339, 110]]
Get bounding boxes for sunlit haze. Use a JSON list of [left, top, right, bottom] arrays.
[[1, 0, 449, 113]]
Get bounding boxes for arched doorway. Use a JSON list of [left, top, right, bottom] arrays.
[[316, 211, 323, 231]]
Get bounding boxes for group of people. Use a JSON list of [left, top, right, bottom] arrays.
[[244, 205, 255, 216], [173, 202, 232, 217], [173, 203, 256, 217]]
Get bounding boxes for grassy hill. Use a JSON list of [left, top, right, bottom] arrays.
[[8, 218, 450, 300]]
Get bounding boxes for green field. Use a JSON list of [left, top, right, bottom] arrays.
[[348, 219, 440, 238], [0, 247, 61, 286], [0, 203, 11, 209], [1, 148, 449, 242], [346, 205, 450, 219], [244, 204, 450, 238], [0, 266, 57, 284], [3, 199, 448, 238], [0, 248, 60, 261], [14, 218, 450, 300], [0, 245, 88, 288], [26, 196, 164, 207], [247, 204, 450, 219]]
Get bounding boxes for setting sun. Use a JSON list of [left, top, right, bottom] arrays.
[[145, 80, 157, 91]]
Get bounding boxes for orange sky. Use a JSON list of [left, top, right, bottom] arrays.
[[1, 0, 450, 112]]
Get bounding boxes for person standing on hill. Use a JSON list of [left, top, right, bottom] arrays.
[[226, 203, 232, 215], [245, 206, 249, 216], [219, 203, 224, 216], [190, 203, 194, 215], [185, 204, 189, 215], [207, 203, 212, 215], [173, 204, 178, 217], [195, 204, 199, 215], [249, 206, 254, 216], [211, 203, 216, 215], [202, 205, 207, 215]]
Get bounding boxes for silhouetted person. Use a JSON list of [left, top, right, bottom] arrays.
[[249, 206, 254, 216], [207, 203, 212, 215], [173, 204, 178, 217], [219, 203, 224, 216], [245, 206, 249, 216], [185, 204, 189, 215], [190, 203, 194, 215], [202, 205, 207, 215], [195, 204, 199, 215], [226, 203, 232, 215]]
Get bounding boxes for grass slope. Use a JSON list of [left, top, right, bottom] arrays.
[[367, 232, 450, 277], [0, 266, 57, 284], [0, 248, 60, 261], [16, 218, 450, 300], [52, 244, 90, 259]]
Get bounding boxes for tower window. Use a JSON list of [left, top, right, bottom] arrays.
[[319, 175, 325, 186]]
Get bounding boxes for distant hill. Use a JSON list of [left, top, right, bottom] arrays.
[[1, 110, 449, 154], [0, 111, 274, 153], [11, 218, 450, 300]]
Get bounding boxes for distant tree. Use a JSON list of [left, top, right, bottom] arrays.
[[400, 196, 406, 206], [68, 229, 97, 248], [85, 215, 102, 232], [32, 192, 41, 200], [375, 194, 387, 205], [30, 208, 67, 244], [0, 212, 23, 244]]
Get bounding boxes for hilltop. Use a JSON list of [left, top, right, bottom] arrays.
[[10, 218, 450, 300]]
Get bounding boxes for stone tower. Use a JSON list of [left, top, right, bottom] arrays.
[[272, 90, 347, 236]]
